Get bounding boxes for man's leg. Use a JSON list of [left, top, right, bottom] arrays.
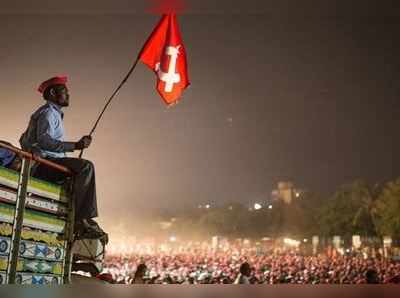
[[49, 157, 99, 222], [33, 162, 66, 183], [34, 157, 107, 243]]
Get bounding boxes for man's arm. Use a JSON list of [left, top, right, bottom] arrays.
[[36, 111, 76, 153]]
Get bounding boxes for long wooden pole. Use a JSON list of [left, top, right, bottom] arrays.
[[79, 57, 141, 158]]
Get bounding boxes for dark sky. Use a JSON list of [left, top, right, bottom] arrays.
[[1, 1, 399, 238]]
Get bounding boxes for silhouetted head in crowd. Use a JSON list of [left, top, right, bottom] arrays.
[[366, 269, 379, 284], [132, 263, 147, 284], [240, 262, 251, 277]]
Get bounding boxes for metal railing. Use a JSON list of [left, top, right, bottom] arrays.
[[0, 142, 72, 175]]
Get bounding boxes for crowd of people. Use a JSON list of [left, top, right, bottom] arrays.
[[99, 242, 400, 284]]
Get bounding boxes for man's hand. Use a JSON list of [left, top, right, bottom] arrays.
[[75, 135, 92, 150]]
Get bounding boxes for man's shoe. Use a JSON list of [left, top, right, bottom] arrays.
[[76, 219, 109, 245]]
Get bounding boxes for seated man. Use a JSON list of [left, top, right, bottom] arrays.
[[19, 76, 107, 241], [0, 141, 22, 171]]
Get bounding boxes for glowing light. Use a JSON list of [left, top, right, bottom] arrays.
[[254, 203, 262, 210], [169, 236, 177, 242], [283, 238, 300, 247], [205, 204, 210, 209], [268, 205, 273, 209], [303, 238, 308, 243], [159, 221, 172, 230]]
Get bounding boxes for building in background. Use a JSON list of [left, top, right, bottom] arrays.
[[271, 181, 304, 204]]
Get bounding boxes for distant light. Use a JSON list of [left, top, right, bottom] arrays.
[[295, 192, 300, 198], [268, 205, 273, 209], [254, 203, 262, 210], [283, 238, 300, 247], [303, 238, 308, 243], [169, 236, 176, 242], [346, 248, 350, 253], [205, 204, 210, 209], [160, 221, 172, 230]]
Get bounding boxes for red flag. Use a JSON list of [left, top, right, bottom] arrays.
[[138, 14, 190, 105]]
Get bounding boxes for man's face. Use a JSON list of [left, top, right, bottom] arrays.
[[51, 85, 70, 107]]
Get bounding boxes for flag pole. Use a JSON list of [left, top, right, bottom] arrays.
[[79, 56, 140, 158]]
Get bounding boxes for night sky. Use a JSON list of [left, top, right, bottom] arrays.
[[1, 1, 399, 238]]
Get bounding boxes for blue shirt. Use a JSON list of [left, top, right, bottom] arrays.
[[20, 101, 75, 159]]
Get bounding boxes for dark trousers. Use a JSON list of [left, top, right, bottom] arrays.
[[33, 157, 98, 222]]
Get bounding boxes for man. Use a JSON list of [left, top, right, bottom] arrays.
[[19, 76, 106, 240], [234, 262, 252, 284], [365, 269, 380, 284], [130, 263, 148, 284]]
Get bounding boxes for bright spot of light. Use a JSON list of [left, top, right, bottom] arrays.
[[283, 238, 300, 247], [254, 203, 262, 210], [268, 205, 273, 209], [169, 236, 176, 242], [205, 204, 210, 209]]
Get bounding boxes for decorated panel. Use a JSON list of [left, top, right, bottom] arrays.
[[0, 202, 66, 233], [15, 272, 61, 285], [0, 256, 62, 275], [0, 236, 64, 261], [0, 166, 68, 202], [0, 187, 68, 215]]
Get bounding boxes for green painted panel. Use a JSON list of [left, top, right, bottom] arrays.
[[0, 202, 65, 233], [0, 166, 69, 202]]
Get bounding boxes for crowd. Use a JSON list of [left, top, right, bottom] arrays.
[[100, 243, 400, 284]]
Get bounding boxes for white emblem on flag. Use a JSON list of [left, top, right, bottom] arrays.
[[155, 45, 181, 92]]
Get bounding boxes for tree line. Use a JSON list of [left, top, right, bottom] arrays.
[[162, 178, 400, 241]]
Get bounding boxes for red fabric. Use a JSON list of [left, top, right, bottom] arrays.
[[38, 76, 68, 94], [138, 14, 190, 105], [387, 275, 400, 284], [96, 273, 114, 283]]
